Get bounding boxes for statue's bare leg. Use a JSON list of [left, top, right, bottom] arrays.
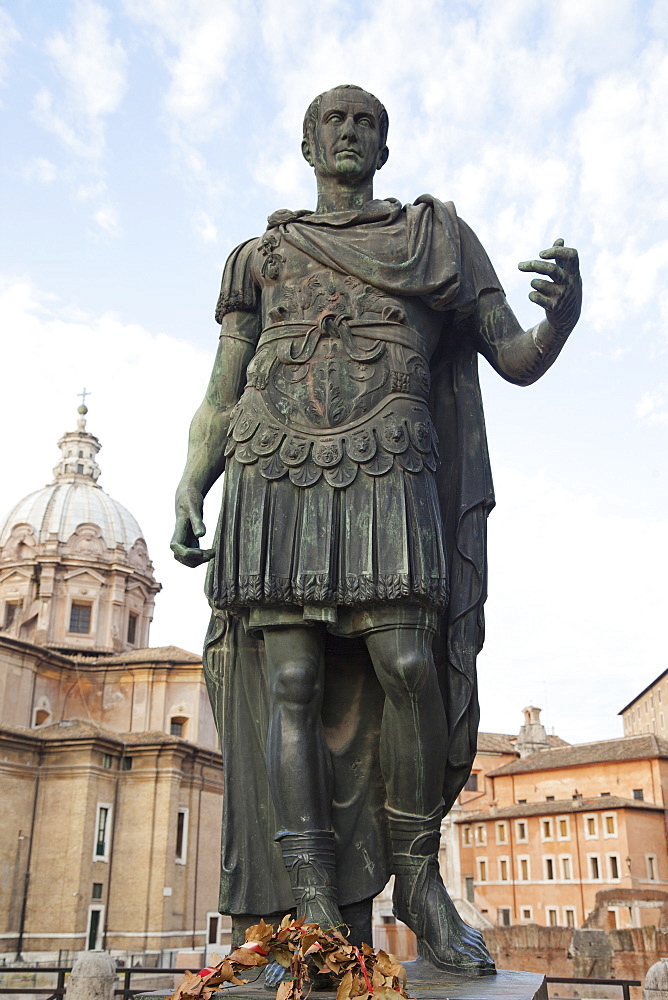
[[262, 625, 343, 933], [364, 627, 495, 975]]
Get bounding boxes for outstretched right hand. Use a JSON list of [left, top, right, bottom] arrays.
[[170, 486, 215, 568]]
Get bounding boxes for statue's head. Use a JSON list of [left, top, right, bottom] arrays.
[[302, 85, 389, 181]]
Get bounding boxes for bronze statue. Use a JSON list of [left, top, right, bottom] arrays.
[[171, 85, 581, 976]]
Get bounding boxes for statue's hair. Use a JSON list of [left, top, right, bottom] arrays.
[[303, 85, 389, 148]]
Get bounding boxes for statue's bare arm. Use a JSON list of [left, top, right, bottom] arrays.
[[476, 239, 582, 386], [171, 311, 258, 567]]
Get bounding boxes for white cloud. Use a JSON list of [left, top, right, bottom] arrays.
[[24, 157, 57, 184], [123, 0, 244, 161], [0, 7, 19, 91], [34, 0, 128, 160], [0, 274, 216, 656], [193, 211, 218, 243], [637, 386, 668, 426], [92, 203, 121, 235]]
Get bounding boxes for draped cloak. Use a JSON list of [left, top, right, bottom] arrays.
[[203, 196, 503, 916]]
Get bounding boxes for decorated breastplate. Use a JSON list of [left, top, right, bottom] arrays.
[[224, 313, 438, 489]]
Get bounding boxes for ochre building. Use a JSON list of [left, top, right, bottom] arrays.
[[453, 707, 668, 930], [0, 407, 225, 964]]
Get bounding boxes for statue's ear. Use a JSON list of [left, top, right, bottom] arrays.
[[302, 139, 315, 168], [376, 145, 389, 171]]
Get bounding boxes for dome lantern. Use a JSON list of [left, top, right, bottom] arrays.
[[52, 403, 102, 485]]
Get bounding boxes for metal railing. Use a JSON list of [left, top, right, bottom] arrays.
[[0, 967, 69, 1000], [0, 968, 645, 1000], [0, 966, 179, 1000], [546, 976, 642, 1000]]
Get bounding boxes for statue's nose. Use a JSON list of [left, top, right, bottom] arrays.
[[339, 117, 357, 139]]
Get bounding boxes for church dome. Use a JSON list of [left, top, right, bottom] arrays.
[[0, 401, 160, 654], [0, 403, 143, 551], [0, 483, 143, 551]]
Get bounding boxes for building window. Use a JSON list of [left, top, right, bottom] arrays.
[[603, 813, 617, 838], [498, 908, 511, 926], [647, 854, 658, 881], [478, 859, 488, 882], [462, 826, 471, 846], [94, 804, 111, 861], [516, 820, 528, 842], [207, 913, 220, 945], [564, 908, 576, 928], [102, 753, 112, 769], [584, 815, 598, 839], [499, 858, 509, 881], [464, 772, 478, 792], [127, 613, 137, 645], [4, 601, 20, 628], [589, 854, 601, 880], [547, 908, 558, 927], [541, 818, 553, 841], [77, 463, 84, 474], [633, 789, 644, 801], [546, 795, 555, 801], [121, 757, 132, 771], [520, 907, 532, 923], [33, 706, 52, 726], [608, 854, 620, 880], [464, 876, 474, 902], [561, 855, 572, 880], [176, 807, 189, 864], [475, 824, 487, 845], [86, 906, 104, 950], [496, 822, 508, 845], [92, 883, 103, 900], [544, 857, 555, 880], [69, 602, 92, 634], [518, 857, 530, 881], [557, 817, 570, 840], [170, 717, 187, 737]]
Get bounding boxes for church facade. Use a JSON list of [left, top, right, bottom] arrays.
[[0, 406, 226, 964]]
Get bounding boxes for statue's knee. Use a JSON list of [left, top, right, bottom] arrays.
[[271, 658, 320, 707], [382, 649, 431, 698]]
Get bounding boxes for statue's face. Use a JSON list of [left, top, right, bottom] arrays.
[[306, 89, 386, 182]]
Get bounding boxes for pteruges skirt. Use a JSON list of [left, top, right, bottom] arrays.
[[206, 453, 449, 635]]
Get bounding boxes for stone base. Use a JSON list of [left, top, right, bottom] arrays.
[[136, 964, 546, 1000], [403, 959, 546, 1000]]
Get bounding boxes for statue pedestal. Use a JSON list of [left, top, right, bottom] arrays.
[[136, 966, 546, 1000], [403, 959, 546, 1000]]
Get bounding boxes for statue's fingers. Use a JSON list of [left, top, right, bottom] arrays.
[[553, 238, 565, 247], [531, 278, 561, 296], [191, 516, 206, 538], [540, 245, 578, 262], [170, 541, 215, 567], [528, 290, 554, 310], [519, 259, 565, 280]]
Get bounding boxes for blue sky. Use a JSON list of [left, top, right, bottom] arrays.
[[1, 0, 667, 743]]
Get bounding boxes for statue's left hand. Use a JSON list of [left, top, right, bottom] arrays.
[[518, 238, 582, 336]]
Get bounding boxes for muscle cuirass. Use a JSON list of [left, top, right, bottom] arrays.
[[225, 251, 442, 488]]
